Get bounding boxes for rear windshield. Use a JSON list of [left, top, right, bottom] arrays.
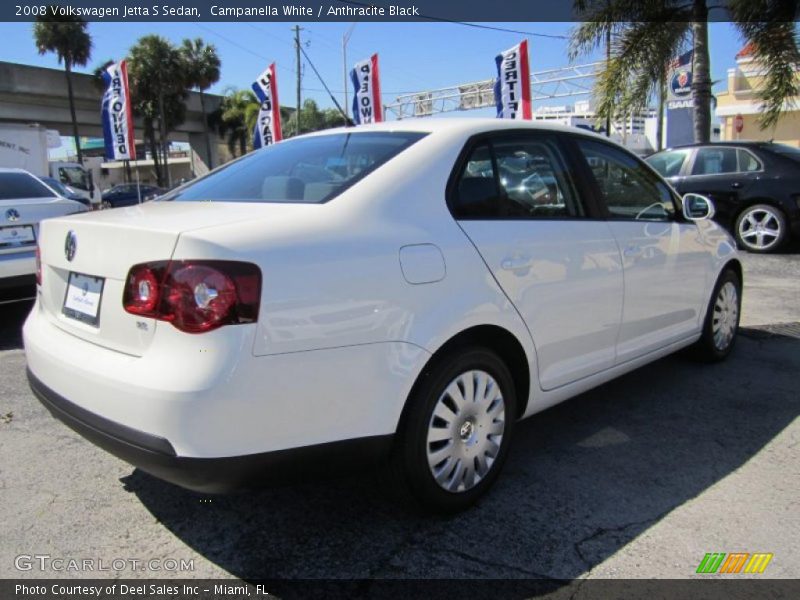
[[165, 131, 428, 204], [0, 172, 56, 200]]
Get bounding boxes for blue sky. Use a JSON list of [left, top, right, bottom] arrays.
[[0, 20, 746, 115]]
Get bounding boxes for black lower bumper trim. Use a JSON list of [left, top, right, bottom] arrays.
[[27, 368, 393, 493]]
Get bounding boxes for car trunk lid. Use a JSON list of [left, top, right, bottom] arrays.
[[37, 202, 269, 356]]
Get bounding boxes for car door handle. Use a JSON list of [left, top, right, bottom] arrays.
[[501, 256, 532, 270], [731, 182, 742, 189], [623, 244, 643, 257]]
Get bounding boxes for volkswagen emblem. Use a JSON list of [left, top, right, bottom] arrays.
[[5, 208, 19, 222], [65, 230, 77, 262]]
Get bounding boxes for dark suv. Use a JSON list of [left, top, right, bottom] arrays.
[[646, 142, 800, 252]]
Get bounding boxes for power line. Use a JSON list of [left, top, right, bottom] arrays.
[[299, 43, 352, 124], [333, 1, 567, 39]]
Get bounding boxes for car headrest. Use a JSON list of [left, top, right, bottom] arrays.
[[303, 182, 339, 203], [457, 177, 497, 216], [261, 176, 305, 201]]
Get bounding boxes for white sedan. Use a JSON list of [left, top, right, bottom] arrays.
[[1, 168, 87, 303], [23, 120, 741, 512]]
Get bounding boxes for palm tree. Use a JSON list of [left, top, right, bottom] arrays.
[[212, 88, 260, 157], [33, 14, 92, 163], [571, 0, 800, 143], [127, 35, 187, 187], [180, 38, 221, 168]]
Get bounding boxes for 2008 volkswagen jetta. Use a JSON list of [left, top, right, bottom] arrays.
[[24, 119, 741, 512]]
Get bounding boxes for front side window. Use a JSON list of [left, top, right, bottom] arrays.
[[646, 149, 691, 178], [691, 147, 738, 175], [58, 166, 89, 191], [577, 139, 676, 221], [451, 136, 583, 219], [165, 132, 427, 204]]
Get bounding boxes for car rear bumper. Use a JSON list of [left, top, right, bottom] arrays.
[[23, 301, 428, 490], [0, 249, 36, 277], [28, 368, 392, 493]]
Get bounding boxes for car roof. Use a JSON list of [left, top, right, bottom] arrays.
[[304, 117, 619, 144], [0, 167, 37, 174], [655, 141, 777, 153]]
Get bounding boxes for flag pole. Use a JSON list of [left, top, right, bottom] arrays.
[[134, 158, 141, 203]]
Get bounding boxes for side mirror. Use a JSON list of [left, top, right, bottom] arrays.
[[682, 193, 715, 221]]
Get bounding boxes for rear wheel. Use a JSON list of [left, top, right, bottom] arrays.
[[101, 200, 112, 210], [392, 347, 517, 513], [690, 268, 741, 362], [735, 204, 787, 253]]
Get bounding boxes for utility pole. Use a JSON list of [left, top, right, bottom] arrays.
[[605, 25, 611, 138], [342, 23, 358, 121], [294, 25, 303, 135]]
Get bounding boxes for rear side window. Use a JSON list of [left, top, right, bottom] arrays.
[[451, 135, 583, 219], [737, 149, 761, 172], [0, 172, 55, 200], [166, 132, 427, 204], [646, 149, 691, 177], [577, 139, 676, 221], [691, 147, 738, 175]]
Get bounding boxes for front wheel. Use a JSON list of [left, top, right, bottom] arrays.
[[735, 204, 787, 253], [391, 347, 517, 513], [690, 268, 742, 362]]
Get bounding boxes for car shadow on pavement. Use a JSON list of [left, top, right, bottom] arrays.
[[122, 328, 800, 583], [0, 300, 33, 351]]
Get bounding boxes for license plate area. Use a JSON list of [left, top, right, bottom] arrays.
[[62, 272, 105, 326], [0, 225, 35, 247]]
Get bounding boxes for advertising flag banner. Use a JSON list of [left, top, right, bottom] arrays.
[[494, 40, 531, 120], [351, 54, 383, 124], [666, 50, 694, 148], [252, 63, 282, 148], [100, 60, 136, 160]]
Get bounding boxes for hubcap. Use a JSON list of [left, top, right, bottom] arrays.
[[712, 281, 739, 351], [426, 370, 505, 493], [738, 208, 781, 251]]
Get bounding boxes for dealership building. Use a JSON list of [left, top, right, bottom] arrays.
[[716, 43, 800, 146]]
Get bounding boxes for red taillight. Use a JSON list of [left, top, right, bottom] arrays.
[[35, 246, 42, 286], [125, 264, 162, 315], [123, 260, 261, 333]]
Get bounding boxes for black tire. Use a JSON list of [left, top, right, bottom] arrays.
[[689, 268, 742, 362], [734, 204, 787, 253], [391, 346, 517, 514]]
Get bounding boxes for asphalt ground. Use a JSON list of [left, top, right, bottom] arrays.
[[0, 247, 798, 593]]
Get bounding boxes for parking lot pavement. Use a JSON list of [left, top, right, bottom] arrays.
[[1, 252, 798, 585]]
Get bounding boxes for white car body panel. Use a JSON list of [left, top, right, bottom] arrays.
[[23, 119, 740, 486], [459, 219, 624, 390], [1, 168, 86, 283]]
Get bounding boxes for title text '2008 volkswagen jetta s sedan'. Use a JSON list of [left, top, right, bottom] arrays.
[[24, 120, 741, 512]]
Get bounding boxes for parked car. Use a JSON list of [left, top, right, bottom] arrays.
[[101, 183, 164, 209], [24, 120, 741, 513], [40, 176, 91, 208], [0, 168, 87, 303], [646, 141, 800, 253]]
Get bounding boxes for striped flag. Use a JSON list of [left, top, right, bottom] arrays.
[[494, 40, 532, 120], [100, 60, 136, 160], [351, 54, 383, 125], [252, 63, 282, 148]]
